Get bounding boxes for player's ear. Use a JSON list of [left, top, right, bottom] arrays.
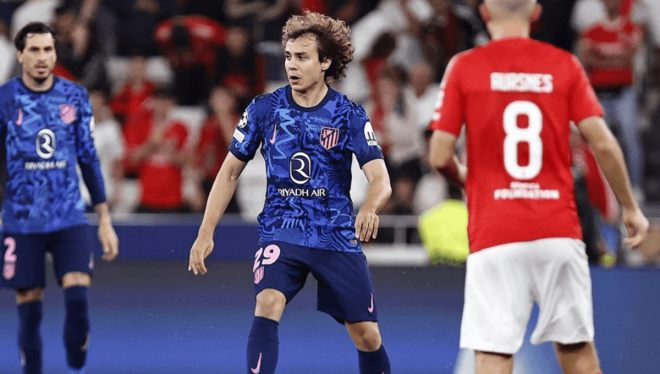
[[531, 3, 542, 22], [321, 57, 331, 71], [479, 3, 491, 23], [16, 50, 22, 64]]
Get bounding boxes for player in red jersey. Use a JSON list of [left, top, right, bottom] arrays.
[[428, 0, 649, 373]]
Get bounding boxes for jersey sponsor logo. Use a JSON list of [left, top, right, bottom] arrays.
[[36, 129, 56, 159], [237, 110, 248, 128], [368, 293, 374, 313], [24, 160, 68, 170], [493, 182, 560, 200], [490, 72, 553, 93], [277, 187, 327, 197], [364, 122, 378, 147], [320, 126, 339, 150], [233, 128, 245, 143], [290, 152, 311, 185], [16, 108, 23, 125], [60, 104, 76, 124]]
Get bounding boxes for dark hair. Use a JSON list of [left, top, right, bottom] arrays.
[[281, 11, 354, 83], [14, 22, 56, 51]]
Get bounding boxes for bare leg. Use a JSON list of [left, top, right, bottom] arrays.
[[475, 350, 514, 374], [555, 342, 601, 374]]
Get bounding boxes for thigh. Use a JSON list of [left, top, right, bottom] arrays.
[[530, 238, 594, 345], [49, 225, 95, 285], [1, 231, 48, 289], [253, 241, 310, 303], [310, 249, 377, 324], [460, 242, 536, 354]]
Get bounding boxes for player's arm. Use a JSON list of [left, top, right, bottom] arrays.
[[189, 153, 248, 275], [578, 116, 649, 248], [428, 130, 466, 187], [76, 90, 119, 261], [355, 158, 391, 242], [95, 202, 119, 261]]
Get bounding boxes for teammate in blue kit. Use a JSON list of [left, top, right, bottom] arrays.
[[189, 11, 392, 374], [0, 22, 119, 374]]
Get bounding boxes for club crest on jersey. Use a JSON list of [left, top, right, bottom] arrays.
[[60, 104, 76, 124], [320, 127, 339, 150]]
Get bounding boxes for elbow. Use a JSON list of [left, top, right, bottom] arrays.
[[429, 150, 451, 170], [383, 181, 393, 202]]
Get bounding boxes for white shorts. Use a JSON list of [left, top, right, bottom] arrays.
[[459, 238, 594, 354]]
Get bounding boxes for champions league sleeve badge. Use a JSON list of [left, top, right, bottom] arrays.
[[60, 104, 76, 124]]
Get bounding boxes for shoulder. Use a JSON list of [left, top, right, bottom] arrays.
[[54, 77, 90, 101], [331, 88, 368, 117]]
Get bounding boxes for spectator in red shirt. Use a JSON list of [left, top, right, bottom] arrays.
[[154, 15, 226, 105], [214, 25, 266, 113], [110, 53, 157, 178], [131, 88, 191, 212], [192, 86, 241, 213], [578, 0, 645, 201]]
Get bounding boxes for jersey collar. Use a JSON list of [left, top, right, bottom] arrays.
[[286, 84, 335, 112]]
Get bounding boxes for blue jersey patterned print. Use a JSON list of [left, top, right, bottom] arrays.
[[0, 77, 106, 234], [229, 86, 383, 252]]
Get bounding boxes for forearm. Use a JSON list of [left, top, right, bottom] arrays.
[[198, 161, 243, 238], [361, 178, 392, 215], [435, 154, 466, 187], [590, 138, 637, 209], [94, 202, 112, 224]]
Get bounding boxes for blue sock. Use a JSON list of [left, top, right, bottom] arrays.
[[358, 344, 391, 374], [246, 317, 279, 374], [63, 287, 90, 370], [17, 300, 43, 374]]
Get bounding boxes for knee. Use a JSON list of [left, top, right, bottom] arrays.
[[255, 289, 286, 320], [555, 341, 589, 354], [16, 288, 43, 304], [347, 322, 382, 352]]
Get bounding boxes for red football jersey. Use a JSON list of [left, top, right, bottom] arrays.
[[430, 37, 604, 253]]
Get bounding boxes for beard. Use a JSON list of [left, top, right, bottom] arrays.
[[33, 76, 48, 85]]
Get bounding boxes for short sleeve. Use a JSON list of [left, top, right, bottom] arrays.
[[568, 55, 604, 124], [429, 56, 464, 136], [229, 99, 265, 162], [346, 105, 384, 167]]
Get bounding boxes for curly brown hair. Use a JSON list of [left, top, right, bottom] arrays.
[[281, 11, 354, 83]]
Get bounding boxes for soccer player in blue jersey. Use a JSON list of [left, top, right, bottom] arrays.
[[0, 22, 119, 374], [189, 11, 393, 374]]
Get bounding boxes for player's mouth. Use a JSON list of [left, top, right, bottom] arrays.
[[35, 65, 48, 74], [289, 75, 300, 85]]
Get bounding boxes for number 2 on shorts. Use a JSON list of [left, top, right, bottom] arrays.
[[3, 237, 17, 280]]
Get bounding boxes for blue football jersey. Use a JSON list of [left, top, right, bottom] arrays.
[[0, 77, 106, 234], [230, 86, 383, 252]]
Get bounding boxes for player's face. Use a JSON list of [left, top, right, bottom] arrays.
[[284, 34, 331, 94], [17, 33, 56, 84]]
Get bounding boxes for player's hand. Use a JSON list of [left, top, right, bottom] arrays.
[[98, 220, 119, 261], [621, 206, 649, 249], [189, 235, 214, 275], [355, 208, 379, 243]]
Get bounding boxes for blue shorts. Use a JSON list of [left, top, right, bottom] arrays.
[[1, 225, 95, 289], [253, 241, 378, 323]]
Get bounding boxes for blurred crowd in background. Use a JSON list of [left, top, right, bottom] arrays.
[[0, 0, 658, 262]]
